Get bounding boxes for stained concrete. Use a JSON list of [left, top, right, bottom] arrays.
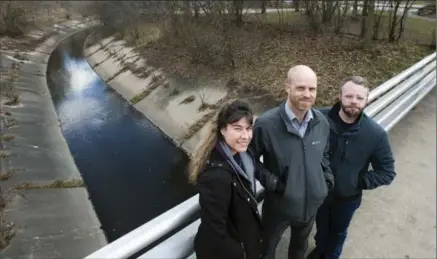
[[84, 36, 228, 155], [275, 89, 436, 258], [0, 19, 106, 258]]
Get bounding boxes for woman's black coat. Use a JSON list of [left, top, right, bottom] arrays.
[[194, 148, 263, 259]]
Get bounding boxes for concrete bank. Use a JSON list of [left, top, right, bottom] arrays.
[[83, 36, 228, 155], [0, 19, 107, 258]]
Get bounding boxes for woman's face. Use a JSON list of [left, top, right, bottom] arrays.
[[220, 117, 253, 154]]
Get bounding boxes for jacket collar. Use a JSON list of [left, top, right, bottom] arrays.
[[327, 102, 364, 135], [285, 100, 313, 123], [205, 145, 256, 173], [279, 101, 319, 135]]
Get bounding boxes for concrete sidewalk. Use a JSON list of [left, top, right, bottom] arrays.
[[276, 89, 436, 258]]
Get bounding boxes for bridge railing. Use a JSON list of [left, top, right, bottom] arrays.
[[84, 52, 436, 259]]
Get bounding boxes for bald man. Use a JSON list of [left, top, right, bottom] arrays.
[[250, 65, 334, 259]]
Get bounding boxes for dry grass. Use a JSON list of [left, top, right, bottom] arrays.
[[0, 65, 20, 107], [184, 110, 217, 140], [0, 134, 15, 142], [131, 29, 432, 107], [5, 118, 19, 128], [0, 187, 16, 250], [0, 171, 14, 181], [0, 150, 11, 158], [0, 169, 21, 181], [183, 97, 228, 140], [15, 178, 85, 190], [130, 76, 166, 104], [120, 10, 434, 108]]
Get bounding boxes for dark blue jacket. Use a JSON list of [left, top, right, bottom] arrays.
[[319, 102, 396, 199]]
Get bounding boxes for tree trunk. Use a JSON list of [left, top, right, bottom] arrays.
[[396, 0, 412, 41], [294, 0, 300, 12], [183, 1, 192, 17], [194, 4, 200, 18], [353, 0, 358, 16], [261, 0, 267, 14], [360, 0, 369, 37], [233, 0, 244, 27], [363, 0, 375, 48], [389, 1, 401, 42]]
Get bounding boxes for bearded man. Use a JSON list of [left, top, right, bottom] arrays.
[[309, 76, 397, 259]]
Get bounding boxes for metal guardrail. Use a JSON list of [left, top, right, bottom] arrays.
[[84, 52, 436, 259]]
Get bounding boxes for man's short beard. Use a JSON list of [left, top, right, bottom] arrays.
[[341, 103, 363, 119]]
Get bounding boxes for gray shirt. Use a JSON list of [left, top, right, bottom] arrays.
[[284, 100, 313, 138]]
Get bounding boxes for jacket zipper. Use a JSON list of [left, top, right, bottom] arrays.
[[234, 172, 262, 224], [235, 173, 258, 207], [241, 243, 246, 259], [302, 139, 308, 221]]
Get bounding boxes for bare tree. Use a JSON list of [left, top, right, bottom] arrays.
[[333, 0, 352, 34], [293, 0, 300, 12], [388, 0, 414, 42], [0, 1, 26, 36], [261, 0, 267, 14], [372, 0, 390, 40], [353, 0, 359, 17], [361, 0, 369, 37], [302, 0, 349, 33], [363, 0, 375, 48]]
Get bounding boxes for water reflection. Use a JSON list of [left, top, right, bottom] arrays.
[[46, 31, 195, 242], [63, 51, 100, 92]]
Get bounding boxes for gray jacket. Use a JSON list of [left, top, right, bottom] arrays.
[[250, 102, 334, 223]]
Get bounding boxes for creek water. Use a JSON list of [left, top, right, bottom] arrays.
[[46, 30, 195, 242]]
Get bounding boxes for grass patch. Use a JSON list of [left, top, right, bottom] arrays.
[[184, 110, 218, 140], [122, 23, 162, 47], [0, 169, 20, 181], [0, 134, 15, 142], [13, 53, 28, 61], [130, 76, 166, 104], [0, 111, 12, 116], [105, 67, 128, 83], [0, 187, 15, 250], [125, 62, 152, 79], [5, 119, 18, 129], [183, 97, 229, 140], [0, 217, 15, 250], [0, 150, 11, 158], [0, 172, 14, 181], [198, 102, 218, 112], [180, 95, 196, 105], [169, 89, 180, 97], [1, 66, 21, 106], [4, 95, 20, 106], [15, 178, 85, 190]]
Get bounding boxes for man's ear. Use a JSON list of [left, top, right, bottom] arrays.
[[285, 79, 290, 94]]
